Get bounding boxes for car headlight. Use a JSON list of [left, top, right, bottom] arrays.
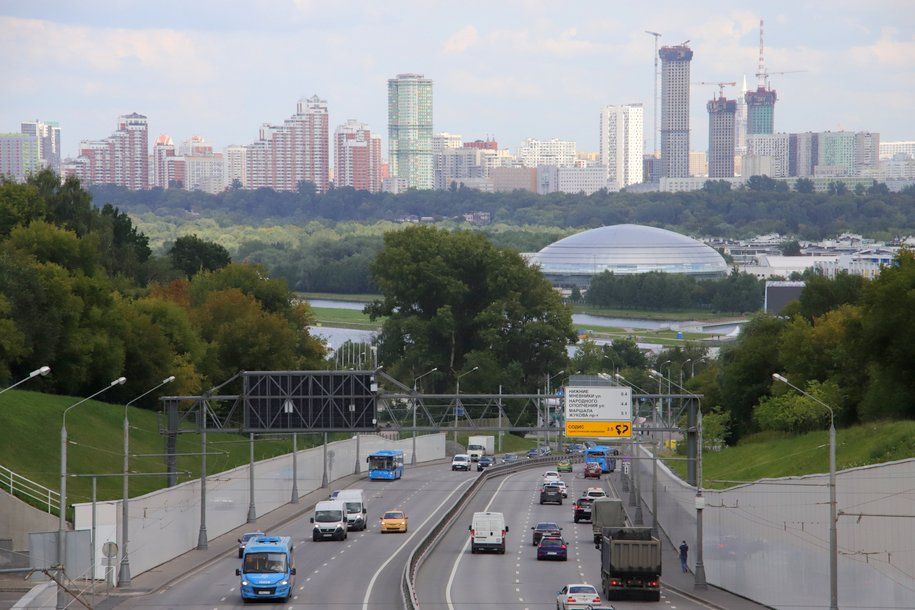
[[336, 524, 343, 530], [241, 580, 249, 586], [280, 580, 288, 586]]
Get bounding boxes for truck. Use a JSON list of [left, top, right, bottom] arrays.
[[336, 489, 367, 531], [591, 496, 627, 544], [236, 535, 296, 602], [467, 435, 494, 461], [599, 527, 662, 601]]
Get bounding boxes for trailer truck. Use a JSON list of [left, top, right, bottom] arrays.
[[467, 435, 494, 461], [591, 496, 627, 544], [599, 527, 662, 601]]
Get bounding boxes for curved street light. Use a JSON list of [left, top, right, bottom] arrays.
[[454, 367, 479, 442], [0, 366, 51, 395], [773, 373, 838, 610]]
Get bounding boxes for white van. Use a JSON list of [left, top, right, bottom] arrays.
[[311, 500, 347, 541], [469, 511, 508, 554], [336, 489, 367, 531]]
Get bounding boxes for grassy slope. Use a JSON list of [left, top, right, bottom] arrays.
[[664, 421, 915, 489], [572, 304, 746, 322], [0, 389, 332, 510], [310, 307, 381, 329]]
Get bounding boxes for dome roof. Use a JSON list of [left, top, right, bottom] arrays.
[[532, 224, 728, 283]]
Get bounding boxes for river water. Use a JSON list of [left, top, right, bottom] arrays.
[[306, 298, 743, 335]]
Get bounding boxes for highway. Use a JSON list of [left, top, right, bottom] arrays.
[[109, 461, 476, 609], [415, 463, 711, 610]]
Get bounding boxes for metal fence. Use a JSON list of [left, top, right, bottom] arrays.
[[0, 463, 60, 515]]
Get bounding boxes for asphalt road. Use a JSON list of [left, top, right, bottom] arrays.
[[415, 463, 712, 610], [109, 461, 477, 609]]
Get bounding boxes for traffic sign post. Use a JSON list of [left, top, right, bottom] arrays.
[[563, 386, 632, 439]]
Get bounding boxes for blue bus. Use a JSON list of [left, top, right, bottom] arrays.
[[366, 449, 405, 480], [584, 445, 619, 473], [236, 536, 296, 602]]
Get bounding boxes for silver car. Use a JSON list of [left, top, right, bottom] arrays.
[[556, 583, 603, 609]]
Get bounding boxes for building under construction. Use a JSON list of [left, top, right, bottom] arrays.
[[708, 96, 737, 178], [746, 19, 777, 135]]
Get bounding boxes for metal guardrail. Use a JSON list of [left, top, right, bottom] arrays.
[[401, 453, 582, 609], [0, 463, 60, 514]]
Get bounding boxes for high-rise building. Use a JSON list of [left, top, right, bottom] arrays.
[[537, 165, 609, 195], [789, 132, 818, 177], [745, 133, 790, 177], [707, 96, 737, 178], [243, 97, 329, 192], [659, 44, 693, 178], [734, 76, 748, 157], [334, 120, 382, 193], [224, 145, 248, 188], [854, 132, 880, 172], [66, 113, 148, 189], [432, 132, 462, 154], [643, 153, 662, 182], [817, 131, 856, 176], [879, 141, 915, 160], [689, 151, 708, 178], [388, 73, 433, 190], [600, 104, 644, 188], [152, 134, 177, 188], [434, 147, 483, 190], [20, 120, 61, 174], [184, 152, 225, 194], [0, 132, 41, 182], [746, 87, 777, 135], [518, 138, 577, 168]]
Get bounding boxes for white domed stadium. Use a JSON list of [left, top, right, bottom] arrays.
[[531, 224, 729, 288]]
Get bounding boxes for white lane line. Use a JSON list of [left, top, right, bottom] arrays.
[[360, 475, 475, 610], [445, 473, 518, 610]]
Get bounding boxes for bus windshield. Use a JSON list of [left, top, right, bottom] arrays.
[[242, 552, 287, 574], [368, 456, 394, 470]]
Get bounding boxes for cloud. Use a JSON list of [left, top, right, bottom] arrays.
[[847, 28, 915, 71], [446, 69, 542, 98], [443, 25, 479, 54]]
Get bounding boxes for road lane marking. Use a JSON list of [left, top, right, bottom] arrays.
[[361, 475, 475, 610], [445, 473, 518, 610]]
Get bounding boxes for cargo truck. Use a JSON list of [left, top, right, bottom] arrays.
[[591, 496, 627, 544], [599, 527, 661, 601], [467, 435, 494, 461]]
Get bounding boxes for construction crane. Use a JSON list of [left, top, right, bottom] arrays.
[[695, 81, 737, 99], [644, 30, 662, 155], [760, 69, 808, 90], [754, 19, 807, 89]]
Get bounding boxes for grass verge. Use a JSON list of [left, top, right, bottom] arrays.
[[454, 432, 539, 455], [310, 307, 382, 329], [572, 304, 748, 322], [663, 420, 915, 489], [0, 389, 340, 514]]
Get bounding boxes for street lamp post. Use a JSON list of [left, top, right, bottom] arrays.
[[58, 376, 126, 609], [412, 367, 438, 465], [773, 373, 838, 610], [454, 367, 479, 443], [120, 376, 174, 586], [0, 366, 51, 395], [545, 370, 565, 450]]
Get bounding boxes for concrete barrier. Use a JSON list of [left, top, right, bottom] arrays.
[[74, 433, 445, 581], [633, 445, 915, 609]]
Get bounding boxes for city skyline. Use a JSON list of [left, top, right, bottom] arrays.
[[1, 0, 912, 160]]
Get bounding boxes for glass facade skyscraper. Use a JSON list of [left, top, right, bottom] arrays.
[[387, 74, 433, 190]]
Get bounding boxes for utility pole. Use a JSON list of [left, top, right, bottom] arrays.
[[645, 30, 662, 156]]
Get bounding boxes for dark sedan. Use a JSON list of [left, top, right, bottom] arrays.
[[537, 536, 568, 561], [573, 497, 594, 523], [540, 484, 563, 505], [477, 456, 495, 471], [531, 521, 562, 545]]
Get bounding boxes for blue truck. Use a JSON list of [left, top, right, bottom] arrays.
[[236, 535, 296, 602]]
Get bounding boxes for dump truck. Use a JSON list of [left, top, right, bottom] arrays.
[[599, 527, 662, 601], [591, 496, 627, 544]]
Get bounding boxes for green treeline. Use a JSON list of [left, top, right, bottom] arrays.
[[0, 172, 325, 405], [89, 180, 915, 240], [688, 258, 915, 442], [585, 271, 765, 313]]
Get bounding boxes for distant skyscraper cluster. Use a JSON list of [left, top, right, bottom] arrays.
[[1, 24, 910, 196]]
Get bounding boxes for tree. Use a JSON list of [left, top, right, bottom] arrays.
[[168, 234, 231, 278], [794, 178, 815, 194], [797, 272, 865, 321], [368, 225, 574, 392], [780, 240, 801, 256]]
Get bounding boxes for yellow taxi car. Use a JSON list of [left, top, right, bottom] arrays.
[[379, 510, 408, 533]]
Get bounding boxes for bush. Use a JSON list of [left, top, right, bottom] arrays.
[[754, 380, 842, 433]]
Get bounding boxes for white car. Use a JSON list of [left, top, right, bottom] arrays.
[[554, 480, 568, 498], [452, 454, 472, 471], [543, 470, 561, 480], [555, 583, 603, 609], [585, 487, 607, 499]]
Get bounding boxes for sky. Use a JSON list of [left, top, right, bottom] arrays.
[[1, 0, 913, 160]]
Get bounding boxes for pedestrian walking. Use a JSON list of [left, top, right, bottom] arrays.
[[679, 540, 689, 573]]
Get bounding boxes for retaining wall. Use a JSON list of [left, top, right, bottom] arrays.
[[74, 433, 445, 581], [633, 445, 915, 609]]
